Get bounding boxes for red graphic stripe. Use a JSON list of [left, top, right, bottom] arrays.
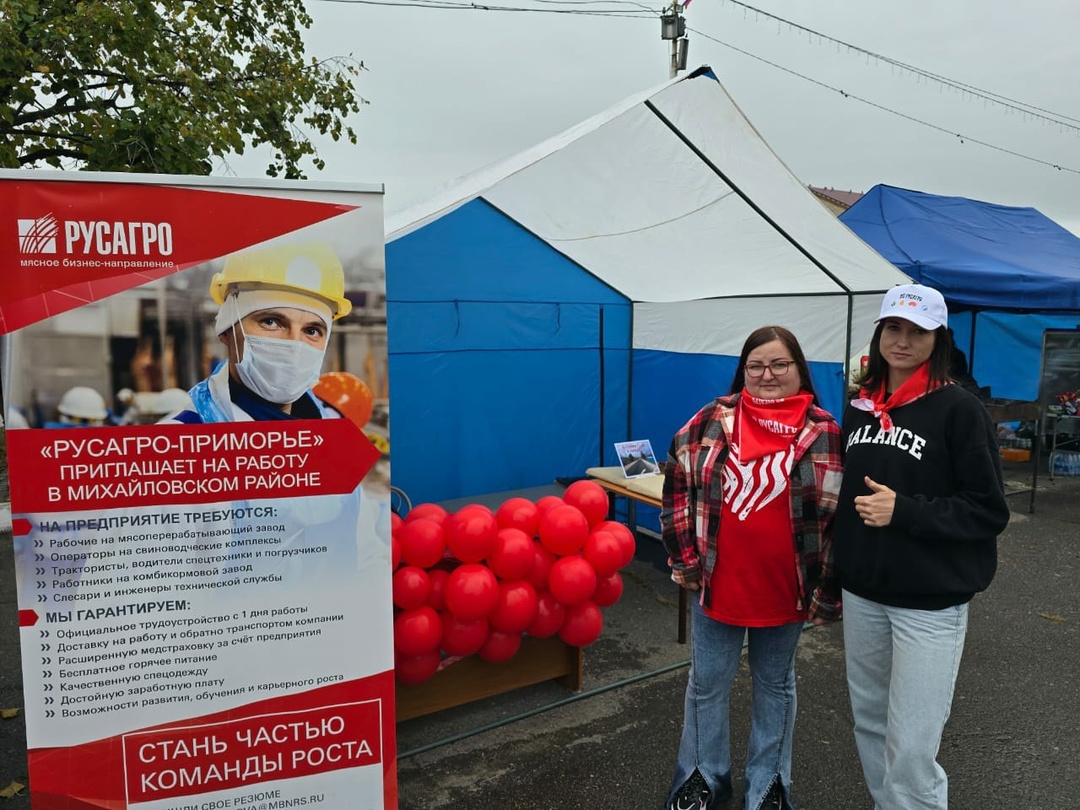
[[0, 181, 360, 333], [28, 673, 397, 809]]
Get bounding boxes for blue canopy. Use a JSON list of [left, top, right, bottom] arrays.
[[842, 185, 1080, 401], [841, 185, 1080, 311]]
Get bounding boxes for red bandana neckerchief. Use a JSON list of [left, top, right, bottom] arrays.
[[733, 391, 814, 462], [850, 362, 945, 432]]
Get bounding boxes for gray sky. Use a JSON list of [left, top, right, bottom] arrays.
[[223, 0, 1080, 233]]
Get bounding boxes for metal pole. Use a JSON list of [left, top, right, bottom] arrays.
[[670, 0, 679, 79]]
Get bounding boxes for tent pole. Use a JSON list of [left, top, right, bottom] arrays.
[[627, 304, 634, 447], [968, 312, 978, 367], [644, 100, 853, 294], [844, 293, 854, 400], [599, 306, 605, 468]]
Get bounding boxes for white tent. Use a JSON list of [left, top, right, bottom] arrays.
[[386, 66, 911, 504]]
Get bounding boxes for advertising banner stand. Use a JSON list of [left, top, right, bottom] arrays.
[[0, 170, 396, 810]]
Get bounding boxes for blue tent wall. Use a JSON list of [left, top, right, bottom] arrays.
[[387, 199, 630, 505], [950, 311, 1080, 401]]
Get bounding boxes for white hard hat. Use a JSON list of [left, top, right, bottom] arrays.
[[158, 388, 194, 414], [5, 409, 29, 429], [58, 387, 108, 421]]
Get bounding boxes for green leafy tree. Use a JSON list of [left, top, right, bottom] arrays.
[[0, 0, 363, 177]]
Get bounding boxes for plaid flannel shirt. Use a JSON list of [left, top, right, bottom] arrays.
[[660, 393, 844, 622]]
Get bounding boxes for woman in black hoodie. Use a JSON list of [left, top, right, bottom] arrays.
[[835, 283, 1009, 810]]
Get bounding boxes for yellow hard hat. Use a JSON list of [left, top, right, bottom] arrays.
[[210, 243, 352, 319]]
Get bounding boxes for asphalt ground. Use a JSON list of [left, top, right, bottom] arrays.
[[2, 459, 1078, 809]]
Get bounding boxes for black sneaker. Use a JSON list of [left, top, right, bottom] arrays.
[[759, 782, 784, 810], [670, 769, 711, 810]]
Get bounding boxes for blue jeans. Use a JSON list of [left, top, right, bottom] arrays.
[[667, 598, 803, 810], [842, 589, 968, 810]]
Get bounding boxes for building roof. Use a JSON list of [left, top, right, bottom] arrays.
[[809, 186, 864, 209]]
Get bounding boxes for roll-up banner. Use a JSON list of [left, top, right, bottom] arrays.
[[0, 170, 396, 810]]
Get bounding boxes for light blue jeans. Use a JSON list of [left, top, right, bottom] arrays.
[[667, 598, 803, 810], [842, 589, 969, 810]]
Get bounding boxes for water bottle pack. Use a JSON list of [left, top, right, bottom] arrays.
[[1050, 450, 1080, 477]]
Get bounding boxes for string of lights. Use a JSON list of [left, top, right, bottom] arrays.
[[718, 0, 1080, 130], [312, 0, 654, 17], [691, 26, 1080, 176]]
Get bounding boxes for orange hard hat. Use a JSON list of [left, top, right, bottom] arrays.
[[312, 371, 374, 429]]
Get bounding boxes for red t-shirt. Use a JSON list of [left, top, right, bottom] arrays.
[[704, 448, 805, 626]]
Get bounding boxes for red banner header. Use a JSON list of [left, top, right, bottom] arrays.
[[0, 180, 358, 333], [7, 420, 381, 512]]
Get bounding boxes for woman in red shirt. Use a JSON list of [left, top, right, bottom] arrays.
[[661, 326, 843, 810]]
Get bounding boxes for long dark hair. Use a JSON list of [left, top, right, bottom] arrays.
[[729, 325, 819, 405], [856, 320, 953, 393]]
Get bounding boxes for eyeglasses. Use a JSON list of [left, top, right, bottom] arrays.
[[744, 360, 795, 378]]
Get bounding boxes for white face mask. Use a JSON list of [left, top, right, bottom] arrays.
[[234, 330, 326, 405]]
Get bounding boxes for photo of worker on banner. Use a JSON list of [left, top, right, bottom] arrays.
[[164, 242, 357, 424]]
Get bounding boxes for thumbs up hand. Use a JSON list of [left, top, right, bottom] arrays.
[[853, 476, 896, 528]]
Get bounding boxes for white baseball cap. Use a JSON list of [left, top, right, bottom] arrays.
[[876, 283, 948, 330]]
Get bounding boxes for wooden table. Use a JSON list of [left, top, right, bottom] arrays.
[[585, 467, 688, 644], [396, 636, 583, 722]]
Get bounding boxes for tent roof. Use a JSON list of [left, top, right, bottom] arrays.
[[387, 66, 910, 304], [840, 184, 1080, 311]]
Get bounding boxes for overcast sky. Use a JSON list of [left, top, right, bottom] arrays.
[[223, 0, 1080, 233]]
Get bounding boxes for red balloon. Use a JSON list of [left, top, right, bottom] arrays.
[[445, 508, 499, 563], [395, 650, 442, 684], [527, 543, 558, 590], [443, 563, 499, 620], [595, 520, 637, 568], [488, 528, 536, 580], [440, 612, 490, 657], [426, 568, 450, 611], [538, 504, 590, 556], [547, 555, 597, 606], [399, 520, 444, 570], [394, 605, 443, 656], [399, 518, 446, 569], [535, 495, 565, 514], [391, 512, 404, 537], [405, 503, 449, 525], [593, 571, 624, 607], [562, 480, 610, 527], [391, 533, 402, 571], [457, 503, 494, 517], [392, 566, 431, 610], [583, 530, 624, 577], [526, 590, 566, 638], [478, 630, 522, 664], [559, 601, 604, 647], [489, 580, 539, 634], [495, 497, 541, 537]]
